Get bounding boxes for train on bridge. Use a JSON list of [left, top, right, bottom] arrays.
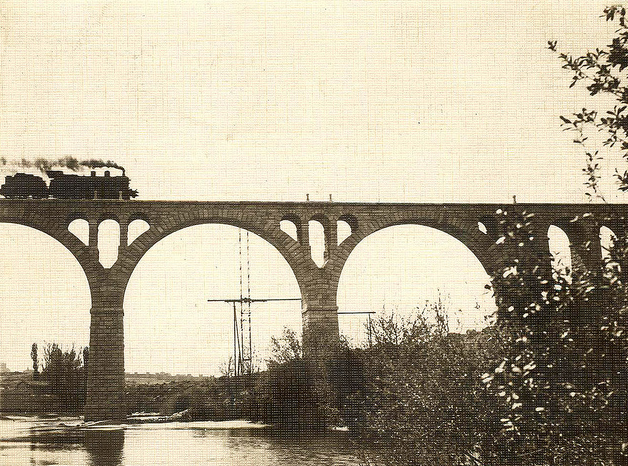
[[0, 170, 138, 200]]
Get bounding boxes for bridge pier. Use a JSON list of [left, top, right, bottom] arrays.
[[84, 304, 126, 421], [83, 272, 128, 422], [301, 305, 340, 355]]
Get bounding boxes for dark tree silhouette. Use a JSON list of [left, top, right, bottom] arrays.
[[31, 343, 38, 378]]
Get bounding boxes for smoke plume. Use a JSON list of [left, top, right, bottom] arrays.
[[79, 159, 126, 174]]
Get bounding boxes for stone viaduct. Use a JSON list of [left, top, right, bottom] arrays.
[[0, 200, 625, 421]]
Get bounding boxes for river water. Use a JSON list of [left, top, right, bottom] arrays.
[[0, 416, 363, 466]]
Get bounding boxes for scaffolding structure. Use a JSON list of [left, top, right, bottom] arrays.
[[208, 229, 378, 375], [207, 228, 301, 376]]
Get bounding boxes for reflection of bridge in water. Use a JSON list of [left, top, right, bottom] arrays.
[[0, 200, 621, 420]]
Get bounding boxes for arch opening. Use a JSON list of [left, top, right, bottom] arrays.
[[128, 219, 150, 245], [280, 219, 299, 242], [309, 219, 326, 268], [548, 225, 572, 280], [98, 220, 120, 268], [337, 220, 352, 245], [123, 223, 302, 377], [600, 225, 617, 263], [0, 223, 90, 373], [68, 219, 89, 245], [337, 224, 496, 348]]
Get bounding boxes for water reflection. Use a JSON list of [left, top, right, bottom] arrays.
[[28, 425, 83, 451], [1, 418, 360, 466], [85, 429, 124, 466], [229, 428, 359, 465]]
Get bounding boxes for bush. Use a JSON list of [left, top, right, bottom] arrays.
[[483, 209, 628, 465], [354, 307, 504, 466], [40, 343, 88, 409]]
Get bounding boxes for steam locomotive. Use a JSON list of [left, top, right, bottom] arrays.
[[0, 170, 138, 200]]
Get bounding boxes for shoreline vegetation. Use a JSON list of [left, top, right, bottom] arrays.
[[1, 313, 503, 462], [1, 311, 500, 430]]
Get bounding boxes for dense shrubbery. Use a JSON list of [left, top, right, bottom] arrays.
[[343, 308, 502, 466], [480, 209, 628, 466], [252, 327, 362, 430], [247, 308, 505, 464]]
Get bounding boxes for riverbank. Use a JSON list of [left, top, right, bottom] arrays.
[[2, 361, 344, 430], [0, 369, 259, 420]]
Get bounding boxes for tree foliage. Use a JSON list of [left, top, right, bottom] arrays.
[[470, 9, 628, 464], [31, 343, 38, 377], [266, 327, 303, 368], [40, 343, 88, 407], [550, 6, 628, 199], [484, 207, 628, 465], [355, 305, 504, 466]]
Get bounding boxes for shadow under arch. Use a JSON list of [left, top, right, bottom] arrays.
[[0, 222, 92, 368], [336, 223, 497, 343], [122, 223, 302, 375]]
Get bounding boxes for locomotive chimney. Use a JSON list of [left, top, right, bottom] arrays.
[[91, 171, 96, 177], [104, 170, 110, 177]]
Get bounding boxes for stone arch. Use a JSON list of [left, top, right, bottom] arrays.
[[336, 222, 497, 340], [547, 224, 572, 278], [117, 215, 310, 301], [334, 215, 495, 274], [127, 211, 151, 224], [122, 222, 303, 376], [126, 219, 150, 246], [550, 217, 598, 273], [97, 212, 121, 224], [0, 217, 94, 276], [308, 214, 330, 268], [0, 222, 92, 378], [326, 216, 499, 310], [0, 220, 92, 305], [67, 211, 89, 223], [98, 219, 121, 269], [338, 213, 358, 233], [599, 225, 617, 261], [68, 218, 90, 245]]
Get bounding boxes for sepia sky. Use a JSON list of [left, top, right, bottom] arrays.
[[0, 0, 621, 375]]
